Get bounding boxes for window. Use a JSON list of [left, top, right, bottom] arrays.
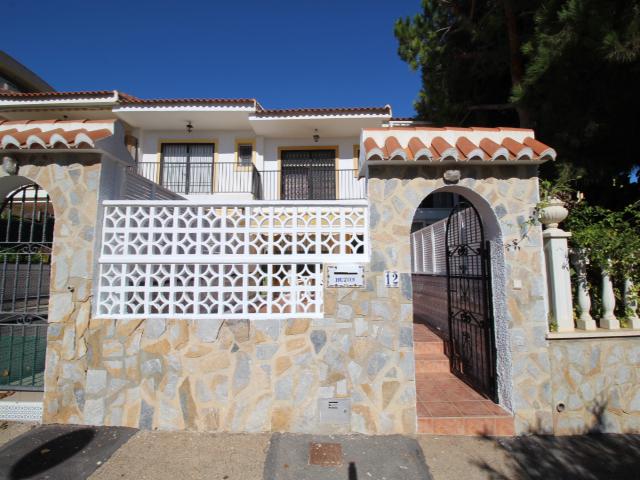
[[160, 143, 215, 194], [238, 144, 253, 166], [280, 149, 336, 200], [235, 140, 256, 171]]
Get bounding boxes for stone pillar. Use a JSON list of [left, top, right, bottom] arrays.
[[570, 250, 596, 330], [600, 264, 620, 330], [541, 198, 574, 332], [624, 278, 639, 329], [544, 228, 574, 331]]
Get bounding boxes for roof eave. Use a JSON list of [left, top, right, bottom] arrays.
[[249, 113, 391, 121], [0, 92, 119, 109]]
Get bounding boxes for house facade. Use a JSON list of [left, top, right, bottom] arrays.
[[0, 90, 638, 435]]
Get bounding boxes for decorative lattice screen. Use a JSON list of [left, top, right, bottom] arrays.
[[97, 201, 368, 319], [411, 219, 447, 275]]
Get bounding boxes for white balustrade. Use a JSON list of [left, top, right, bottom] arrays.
[[570, 250, 596, 330], [624, 278, 640, 329], [600, 263, 620, 329]]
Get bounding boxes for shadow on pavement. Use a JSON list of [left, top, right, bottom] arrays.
[[0, 424, 138, 480], [475, 403, 640, 480], [9, 428, 95, 479]]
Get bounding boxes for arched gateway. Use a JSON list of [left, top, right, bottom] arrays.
[[410, 190, 503, 390]]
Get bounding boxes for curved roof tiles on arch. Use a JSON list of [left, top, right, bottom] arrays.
[[362, 126, 556, 163], [0, 119, 114, 149]]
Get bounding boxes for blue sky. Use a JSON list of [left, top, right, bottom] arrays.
[[3, 0, 422, 117]]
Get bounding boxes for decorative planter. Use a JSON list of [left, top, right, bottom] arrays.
[[539, 197, 569, 229]]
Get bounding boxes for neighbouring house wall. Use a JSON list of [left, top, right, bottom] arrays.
[[550, 338, 640, 434]]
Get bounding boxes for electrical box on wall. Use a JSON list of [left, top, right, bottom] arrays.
[[318, 398, 351, 425]]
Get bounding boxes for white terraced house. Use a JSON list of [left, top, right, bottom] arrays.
[[0, 89, 638, 436]]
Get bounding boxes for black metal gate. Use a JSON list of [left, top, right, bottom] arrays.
[[0, 184, 53, 390], [445, 202, 497, 401]]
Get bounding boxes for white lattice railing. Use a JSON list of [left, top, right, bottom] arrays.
[[96, 200, 368, 319], [411, 219, 447, 275]]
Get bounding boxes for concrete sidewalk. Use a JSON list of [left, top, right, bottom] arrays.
[[1, 422, 639, 479]]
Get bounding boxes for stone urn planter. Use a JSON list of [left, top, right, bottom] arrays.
[[539, 197, 569, 229]]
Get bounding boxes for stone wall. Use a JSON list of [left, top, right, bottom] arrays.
[[0, 157, 102, 424], [550, 337, 640, 434], [12, 160, 556, 435], [71, 285, 416, 433]]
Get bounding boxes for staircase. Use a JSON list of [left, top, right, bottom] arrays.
[[414, 323, 515, 436]]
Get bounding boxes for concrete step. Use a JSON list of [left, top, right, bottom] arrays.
[[415, 354, 450, 373]]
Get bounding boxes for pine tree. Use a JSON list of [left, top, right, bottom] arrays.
[[395, 0, 640, 207]]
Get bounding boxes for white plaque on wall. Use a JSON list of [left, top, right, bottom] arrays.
[[327, 264, 364, 288]]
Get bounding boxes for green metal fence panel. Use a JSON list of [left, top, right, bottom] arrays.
[[0, 322, 47, 390]]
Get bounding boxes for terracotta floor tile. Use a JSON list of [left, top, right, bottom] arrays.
[[495, 417, 515, 436], [416, 402, 430, 417], [454, 401, 492, 416], [417, 417, 434, 434], [411, 339, 515, 435], [424, 391, 448, 402], [417, 393, 443, 404], [451, 389, 484, 401], [432, 417, 465, 435], [424, 402, 460, 417], [464, 417, 496, 436], [483, 401, 511, 416]]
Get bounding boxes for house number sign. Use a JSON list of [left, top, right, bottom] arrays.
[[327, 265, 364, 288], [384, 270, 400, 288]]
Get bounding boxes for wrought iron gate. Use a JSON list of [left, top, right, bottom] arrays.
[[0, 184, 53, 390], [445, 202, 497, 401]]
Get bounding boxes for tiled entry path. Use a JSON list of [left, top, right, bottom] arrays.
[[414, 323, 515, 435]]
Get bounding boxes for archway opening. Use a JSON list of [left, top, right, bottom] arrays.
[[0, 182, 54, 391], [410, 189, 513, 435]]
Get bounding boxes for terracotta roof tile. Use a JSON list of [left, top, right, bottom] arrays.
[[12, 129, 42, 146], [362, 126, 555, 163], [384, 136, 405, 160], [407, 137, 431, 160], [0, 90, 116, 98], [0, 119, 114, 150], [87, 129, 112, 141], [254, 105, 392, 117], [119, 97, 256, 106], [363, 137, 384, 160], [431, 136, 458, 161], [523, 137, 556, 159]]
